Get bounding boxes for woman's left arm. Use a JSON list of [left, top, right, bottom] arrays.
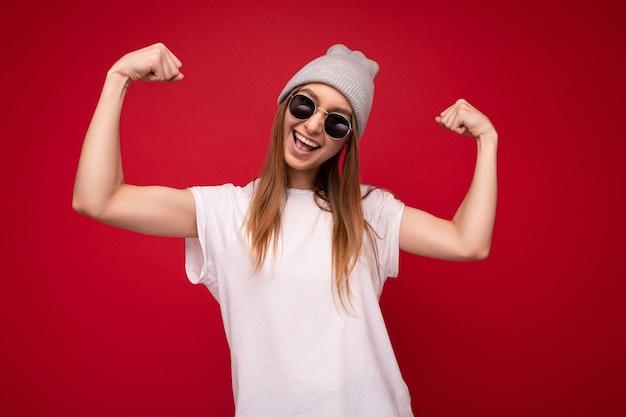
[[399, 99, 498, 261]]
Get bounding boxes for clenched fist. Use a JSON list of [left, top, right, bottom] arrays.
[[436, 99, 497, 141], [108, 43, 184, 86]]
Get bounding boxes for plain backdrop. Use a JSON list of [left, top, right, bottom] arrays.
[[1, 0, 624, 416]]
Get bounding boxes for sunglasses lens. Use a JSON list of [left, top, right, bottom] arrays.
[[289, 94, 315, 119], [288, 94, 351, 139], [325, 114, 351, 139]]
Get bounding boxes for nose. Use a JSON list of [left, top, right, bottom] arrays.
[[303, 107, 328, 135]]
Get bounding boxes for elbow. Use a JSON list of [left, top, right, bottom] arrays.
[[72, 199, 88, 217], [72, 182, 123, 221], [72, 195, 91, 217], [458, 244, 491, 262], [472, 246, 491, 261], [71, 193, 84, 214], [72, 193, 106, 220]]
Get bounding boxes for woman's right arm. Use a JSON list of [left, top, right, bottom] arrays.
[[72, 43, 198, 238]]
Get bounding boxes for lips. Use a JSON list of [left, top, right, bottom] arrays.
[[294, 131, 321, 152]]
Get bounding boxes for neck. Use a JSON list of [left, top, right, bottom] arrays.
[[286, 167, 318, 190]]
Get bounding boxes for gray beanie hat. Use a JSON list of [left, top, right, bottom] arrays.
[[277, 44, 379, 140]]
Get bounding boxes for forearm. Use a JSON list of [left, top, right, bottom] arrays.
[[72, 71, 130, 218], [451, 132, 498, 258]]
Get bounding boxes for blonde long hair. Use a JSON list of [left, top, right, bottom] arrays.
[[244, 92, 379, 307]]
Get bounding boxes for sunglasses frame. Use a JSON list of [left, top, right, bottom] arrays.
[[287, 93, 353, 140]]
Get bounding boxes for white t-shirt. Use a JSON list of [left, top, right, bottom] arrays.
[[185, 182, 413, 417]]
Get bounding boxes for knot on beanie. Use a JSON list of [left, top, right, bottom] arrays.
[[277, 44, 379, 140]]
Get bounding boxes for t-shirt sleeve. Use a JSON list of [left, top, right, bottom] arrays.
[[185, 184, 246, 301], [185, 186, 218, 296], [362, 187, 405, 279]]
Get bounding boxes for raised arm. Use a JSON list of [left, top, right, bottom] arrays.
[[72, 43, 197, 238], [399, 99, 498, 260]]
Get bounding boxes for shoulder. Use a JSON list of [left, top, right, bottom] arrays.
[[360, 184, 404, 220], [360, 184, 400, 205], [188, 181, 256, 219], [190, 181, 255, 199]]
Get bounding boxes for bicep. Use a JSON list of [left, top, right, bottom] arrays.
[[99, 184, 198, 238], [399, 206, 465, 261]]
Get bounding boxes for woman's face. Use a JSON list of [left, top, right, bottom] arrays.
[[282, 83, 353, 189]]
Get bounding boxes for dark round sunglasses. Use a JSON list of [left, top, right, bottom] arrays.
[[287, 94, 352, 140]]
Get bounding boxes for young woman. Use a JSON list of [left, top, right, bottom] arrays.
[[73, 43, 498, 417]]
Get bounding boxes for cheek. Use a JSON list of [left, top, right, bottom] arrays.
[[323, 142, 347, 161], [283, 114, 297, 137], [330, 137, 350, 153], [282, 125, 293, 147]]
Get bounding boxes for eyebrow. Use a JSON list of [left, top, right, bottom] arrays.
[[299, 88, 354, 118]]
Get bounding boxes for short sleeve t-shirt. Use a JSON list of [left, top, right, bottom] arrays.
[[185, 182, 413, 417]]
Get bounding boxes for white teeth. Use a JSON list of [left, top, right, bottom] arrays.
[[295, 132, 320, 148]]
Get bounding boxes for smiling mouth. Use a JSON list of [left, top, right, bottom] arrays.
[[294, 132, 321, 152]]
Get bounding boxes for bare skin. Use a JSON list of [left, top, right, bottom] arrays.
[[73, 43, 197, 238], [73, 43, 498, 260], [282, 83, 352, 189], [400, 100, 498, 260]]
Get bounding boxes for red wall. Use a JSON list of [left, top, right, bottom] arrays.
[[2, 0, 624, 416]]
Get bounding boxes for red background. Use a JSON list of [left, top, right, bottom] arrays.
[[1, 0, 625, 416]]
